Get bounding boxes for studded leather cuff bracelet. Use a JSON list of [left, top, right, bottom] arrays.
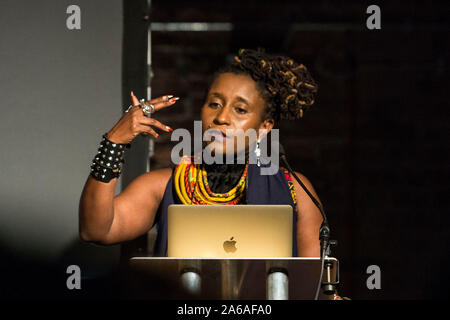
[[90, 163, 120, 182], [90, 134, 131, 183]]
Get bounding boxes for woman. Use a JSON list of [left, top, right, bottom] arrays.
[[79, 48, 322, 257]]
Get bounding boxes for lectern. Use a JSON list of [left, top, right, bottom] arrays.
[[127, 257, 339, 300]]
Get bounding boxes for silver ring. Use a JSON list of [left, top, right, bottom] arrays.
[[125, 105, 133, 113], [140, 99, 155, 116]]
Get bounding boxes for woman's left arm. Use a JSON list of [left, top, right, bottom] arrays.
[[291, 171, 323, 257]]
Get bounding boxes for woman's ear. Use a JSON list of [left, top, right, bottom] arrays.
[[260, 118, 274, 133], [257, 118, 275, 141]]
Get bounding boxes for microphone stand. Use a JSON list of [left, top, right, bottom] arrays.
[[279, 149, 338, 299]]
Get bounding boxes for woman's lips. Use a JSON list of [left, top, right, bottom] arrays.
[[206, 128, 228, 141]]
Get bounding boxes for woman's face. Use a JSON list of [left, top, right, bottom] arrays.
[[201, 72, 274, 156]]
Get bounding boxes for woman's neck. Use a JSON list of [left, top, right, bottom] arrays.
[[202, 153, 247, 194]]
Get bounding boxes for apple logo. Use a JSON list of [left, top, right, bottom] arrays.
[[223, 237, 237, 253]]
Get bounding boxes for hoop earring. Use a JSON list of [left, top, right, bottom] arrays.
[[255, 139, 261, 167]]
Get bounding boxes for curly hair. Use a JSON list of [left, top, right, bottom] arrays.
[[211, 48, 318, 122]]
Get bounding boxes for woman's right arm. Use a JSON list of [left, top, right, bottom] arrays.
[[79, 92, 178, 245], [79, 168, 172, 245]]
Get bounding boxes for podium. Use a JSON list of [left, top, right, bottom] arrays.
[[127, 257, 339, 300]]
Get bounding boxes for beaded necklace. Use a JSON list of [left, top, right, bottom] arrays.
[[174, 155, 248, 205]]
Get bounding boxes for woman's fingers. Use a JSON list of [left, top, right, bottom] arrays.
[[129, 92, 179, 114], [138, 124, 160, 138], [130, 91, 140, 106], [127, 92, 176, 139], [143, 95, 180, 112], [139, 117, 173, 133], [149, 94, 174, 104], [106, 92, 175, 144]]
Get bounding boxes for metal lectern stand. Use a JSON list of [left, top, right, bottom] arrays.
[[128, 257, 339, 300]]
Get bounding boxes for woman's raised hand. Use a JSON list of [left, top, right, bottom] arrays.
[[106, 92, 179, 144]]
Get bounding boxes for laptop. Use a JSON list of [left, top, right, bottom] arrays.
[[167, 204, 293, 258]]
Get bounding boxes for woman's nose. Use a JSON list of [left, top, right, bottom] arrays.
[[214, 105, 231, 125]]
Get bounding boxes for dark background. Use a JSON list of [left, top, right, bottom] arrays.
[[123, 0, 450, 300], [0, 0, 448, 300]]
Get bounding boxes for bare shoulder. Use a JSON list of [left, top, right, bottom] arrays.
[[291, 171, 322, 206], [291, 170, 323, 228], [293, 171, 313, 188]]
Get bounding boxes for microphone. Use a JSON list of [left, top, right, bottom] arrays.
[[278, 143, 336, 299]]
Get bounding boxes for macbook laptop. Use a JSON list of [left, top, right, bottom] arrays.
[[167, 204, 293, 258]]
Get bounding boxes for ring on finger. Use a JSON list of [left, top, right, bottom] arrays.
[[143, 104, 155, 115], [140, 99, 155, 115], [125, 105, 133, 113]]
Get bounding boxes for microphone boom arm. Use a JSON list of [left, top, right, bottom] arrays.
[[278, 147, 338, 299]]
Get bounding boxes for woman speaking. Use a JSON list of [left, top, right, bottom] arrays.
[[79, 48, 322, 257]]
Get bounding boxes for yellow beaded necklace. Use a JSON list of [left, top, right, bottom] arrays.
[[174, 156, 248, 205]]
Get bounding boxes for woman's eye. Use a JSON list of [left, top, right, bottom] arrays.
[[235, 107, 247, 114], [209, 102, 220, 108]]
